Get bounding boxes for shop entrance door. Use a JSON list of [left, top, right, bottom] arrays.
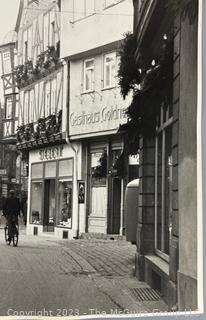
[[110, 177, 121, 234], [43, 179, 56, 232]]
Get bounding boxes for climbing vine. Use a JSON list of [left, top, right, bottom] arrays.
[[118, 34, 173, 155]]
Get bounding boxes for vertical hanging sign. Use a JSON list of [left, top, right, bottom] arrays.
[[78, 182, 85, 204]]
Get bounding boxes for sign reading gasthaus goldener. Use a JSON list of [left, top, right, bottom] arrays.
[[70, 106, 127, 127], [69, 101, 130, 136]]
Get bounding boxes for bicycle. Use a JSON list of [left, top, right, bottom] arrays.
[[4, 216, 19, 247]]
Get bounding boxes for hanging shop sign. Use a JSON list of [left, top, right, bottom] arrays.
[[78, 182, 85, 204], [39, 145, 64, 161]]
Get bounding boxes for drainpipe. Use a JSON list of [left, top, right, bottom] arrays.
[[64, 58, 80, 239]]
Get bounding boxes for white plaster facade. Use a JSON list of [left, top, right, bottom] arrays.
[[61, 0, 134, 235]]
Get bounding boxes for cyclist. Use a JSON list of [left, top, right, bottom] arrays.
[[3, 190, 21, 241]]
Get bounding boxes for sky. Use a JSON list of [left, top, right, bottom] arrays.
[[0, 0, 20, 45]]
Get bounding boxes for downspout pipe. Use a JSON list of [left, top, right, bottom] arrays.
[[64, 58, 80, 239]]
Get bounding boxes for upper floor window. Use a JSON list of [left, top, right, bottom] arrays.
[[104, 0, 123, 8], [2, 51, 11, 74], [45, 78, 57, 117], [23, 89, 35, 124], [43, 13, 49, 50], [45, 81, 51, 117], [84, 59, 94, 92], [72, 0, 95, 22], [23, 27, 32, 62], [103, 52, 116, 88], [43, 10, 59, 51], [5, 97, 12, 119]]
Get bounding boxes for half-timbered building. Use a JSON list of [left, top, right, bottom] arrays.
[[15, 0, 81, 239], [0, 39, 25, 199]]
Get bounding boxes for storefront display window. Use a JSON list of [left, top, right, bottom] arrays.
[[57, 180, 73, 227], [30, 159, 73, 229], [31, 163, 43, 179], [90, 151, 107, 217], [59, 159, 73, 177], [91, 151, 107, 186], [30, 181, 42, 224]]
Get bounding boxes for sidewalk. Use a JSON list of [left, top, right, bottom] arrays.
[[52, 237, 168, 314]]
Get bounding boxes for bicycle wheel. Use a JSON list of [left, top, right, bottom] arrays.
[[4, 226, 11, 245], [13, 227, 18, 247]]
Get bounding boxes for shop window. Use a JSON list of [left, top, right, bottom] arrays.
[[31, 163, 43, 179], [90, 150, 107, 217], [91, 150, 107, 186], [45, 161, 56, 178], [103, 52, 116, 88], [155, 105, 173, 260], [59, 159, 73, 177], [83, 59, 94, 92], [30, 181, 43, 224], [57, 180, 73, 228]]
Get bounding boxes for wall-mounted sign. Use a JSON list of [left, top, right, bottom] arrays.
[[39, 145, 64, 161], [70, 106, 127, 127], [0, 169, 7, 176], [78, 182, 85, 204], [129, 154, 139, 165]]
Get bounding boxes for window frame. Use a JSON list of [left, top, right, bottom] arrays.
[[5, 97, 13, 119], [154, 104, 173, 262], [83, 58, 95, 93], [103, 52, 116, 89], [2, 50, 11, 74]]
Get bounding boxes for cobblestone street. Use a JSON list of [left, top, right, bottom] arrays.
[[0, 221, 167, 317]]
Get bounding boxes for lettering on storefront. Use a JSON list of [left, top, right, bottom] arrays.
[[39, 145, 64, 161], [70, 105, 127, 127]]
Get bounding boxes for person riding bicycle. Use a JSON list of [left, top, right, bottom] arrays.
[[3, 190, 21, 241]]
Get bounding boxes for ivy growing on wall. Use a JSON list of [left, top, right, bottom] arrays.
[[118, 34, 173, 155], [117, 0, 197, 156]]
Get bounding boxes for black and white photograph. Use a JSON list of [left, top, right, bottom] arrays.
[[0, 0, 204, 319]]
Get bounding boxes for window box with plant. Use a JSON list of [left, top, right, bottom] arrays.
[[14, 41, 62, 89]]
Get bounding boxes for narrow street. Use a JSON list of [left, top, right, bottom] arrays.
[[0, 219, 167, 317]]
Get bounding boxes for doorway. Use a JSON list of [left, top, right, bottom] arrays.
[[43, 179, 56, 232]]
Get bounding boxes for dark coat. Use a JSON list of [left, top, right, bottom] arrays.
[[3, 196, 21, 217]]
